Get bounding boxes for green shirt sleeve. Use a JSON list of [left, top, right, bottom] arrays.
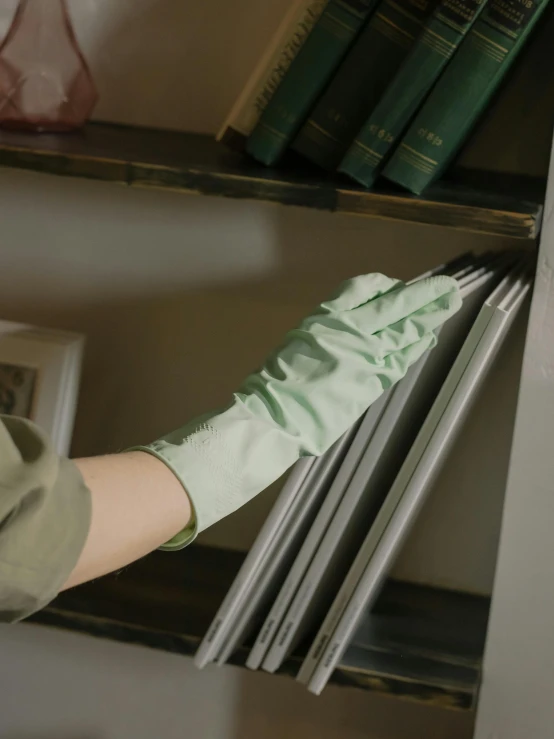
[[0, 415, 91, 623]]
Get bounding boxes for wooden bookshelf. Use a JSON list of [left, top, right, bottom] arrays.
[[0, 122, 544, 240], [29, 544, 489, 711]]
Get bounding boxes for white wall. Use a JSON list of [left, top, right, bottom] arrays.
[[0, 0, 549, 736], [474, 115, 554, 739]]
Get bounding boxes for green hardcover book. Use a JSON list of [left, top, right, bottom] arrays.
[[383, 0, 551, 194], [292, 0, 438, 170], [340, 0, 486, 187], [246, 0, 376, 166]]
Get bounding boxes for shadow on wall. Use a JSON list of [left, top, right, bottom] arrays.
[[456, 4, 554, 177]]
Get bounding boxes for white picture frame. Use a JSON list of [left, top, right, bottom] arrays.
[[0, 322, 84, 456]]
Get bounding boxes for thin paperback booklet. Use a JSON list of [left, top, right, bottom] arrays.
[[302, 262, 531, 693]]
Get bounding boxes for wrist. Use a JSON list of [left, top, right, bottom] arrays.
[[138, 399, 301, 540]]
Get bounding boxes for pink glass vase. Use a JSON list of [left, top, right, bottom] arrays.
[[0, 0, 98, 132]]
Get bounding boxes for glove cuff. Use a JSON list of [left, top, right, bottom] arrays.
[[134, 399, 302, 549]]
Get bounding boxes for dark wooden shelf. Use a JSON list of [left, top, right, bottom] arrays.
[[28, 544, 489, 710], [0, 122, 544, 239]]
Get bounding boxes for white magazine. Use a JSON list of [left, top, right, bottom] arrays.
[[303, 265, 530, 693], [260, 258, 506, 672]]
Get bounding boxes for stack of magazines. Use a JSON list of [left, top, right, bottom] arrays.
[[194, 252, 532, 695]]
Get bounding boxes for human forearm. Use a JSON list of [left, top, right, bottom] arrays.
[[63, 452, 191, 590]]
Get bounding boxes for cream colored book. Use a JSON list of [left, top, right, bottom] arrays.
[[216, 0, 328, 148]]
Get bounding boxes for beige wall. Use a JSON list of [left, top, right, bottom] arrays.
[[0, 0, 551, 736]]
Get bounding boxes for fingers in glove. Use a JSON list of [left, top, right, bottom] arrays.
[[320, 273, 402, 313], [352, 275, 461, 338], [271, 332, 438, 455], [301, 284, 460, 364], [376, 331, 437, 390]]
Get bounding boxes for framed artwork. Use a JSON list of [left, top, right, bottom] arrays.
[[0, 362, 37, 417], [0, 321, 84, 455]]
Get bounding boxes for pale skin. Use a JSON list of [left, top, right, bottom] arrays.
[[63, 452, 191, 590]]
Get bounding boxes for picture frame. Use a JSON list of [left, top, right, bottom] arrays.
[[0, 320, 84, 456]]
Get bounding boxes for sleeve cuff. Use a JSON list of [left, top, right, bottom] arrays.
[[0, 417, 91, 622]]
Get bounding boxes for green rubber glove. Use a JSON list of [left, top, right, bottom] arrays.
[[137, 273, 461, 549]]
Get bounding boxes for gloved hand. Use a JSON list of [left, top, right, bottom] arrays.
[[136, 273, 461, 549]]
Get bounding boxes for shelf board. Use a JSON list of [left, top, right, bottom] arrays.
[[0, 122, 544, 239], [28, 544, 489, 710]]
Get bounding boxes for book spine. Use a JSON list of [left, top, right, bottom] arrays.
[[383, 0, 551, 194], [292, 0, 438, 170], [339, 0, 486, 187], [246, 0, 377, 166], [217, 0, 329, 151]]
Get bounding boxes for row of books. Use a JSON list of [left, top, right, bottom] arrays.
[[194, 251, 531, 693], [218, 0, 550, 195]]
